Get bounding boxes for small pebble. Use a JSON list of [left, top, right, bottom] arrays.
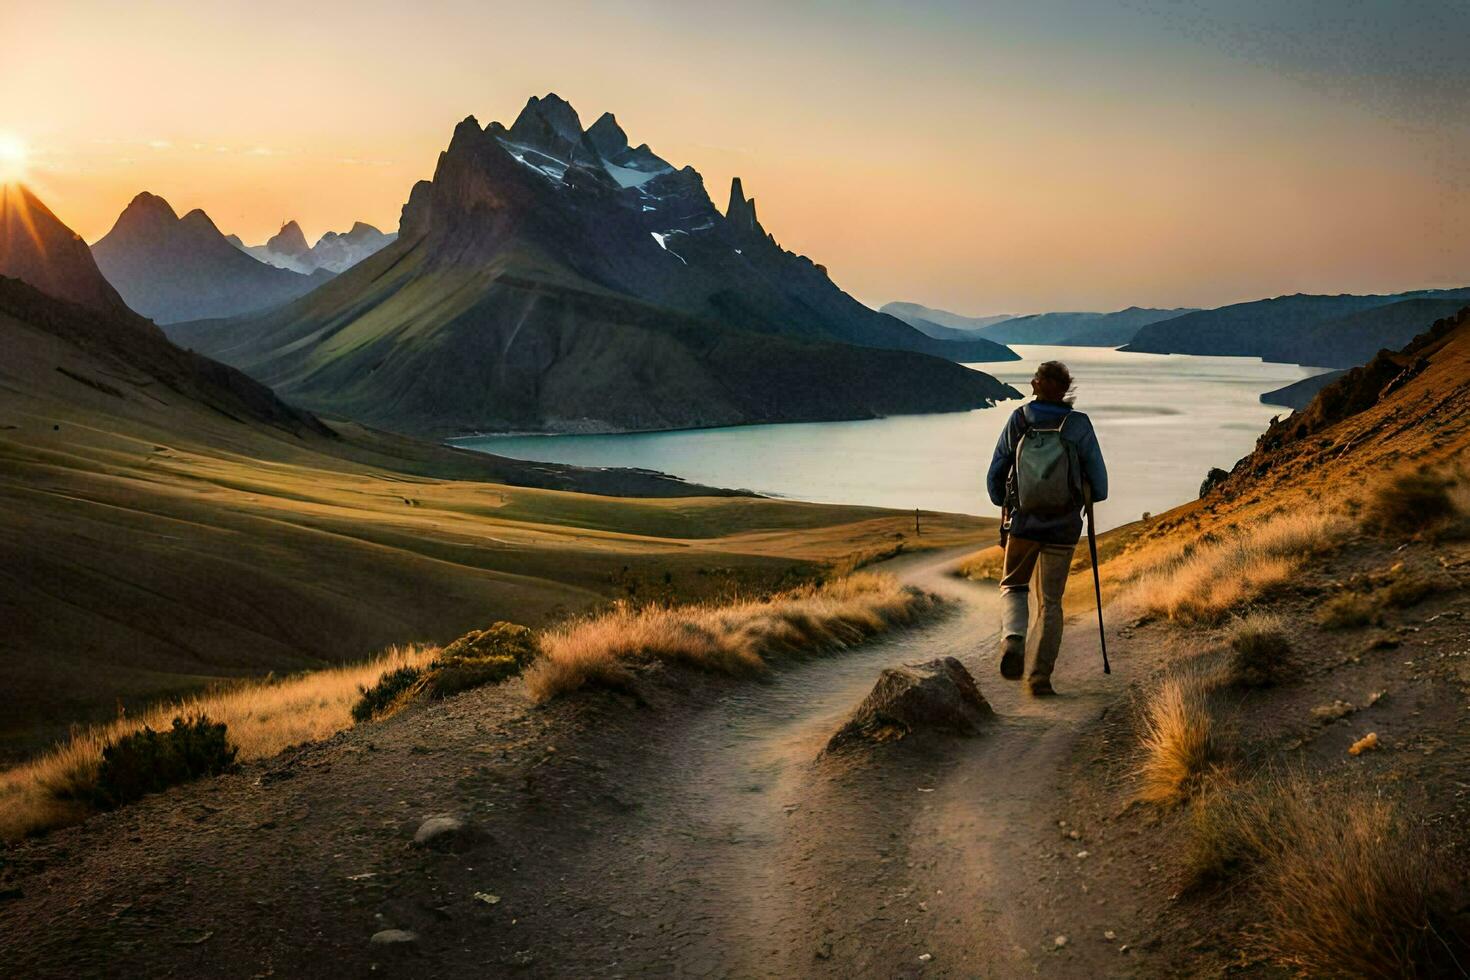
[[1054, 935, 1068, 949], [918, 952, 933, 963]]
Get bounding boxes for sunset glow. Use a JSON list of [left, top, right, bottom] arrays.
[[0, 134, 28, 183], [4, 1, 1468, 312]]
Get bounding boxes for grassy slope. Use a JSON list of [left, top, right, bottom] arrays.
[[2, 294, 993, 758]]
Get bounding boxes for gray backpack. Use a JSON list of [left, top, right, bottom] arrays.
[[1013, 411, 1083, 516]]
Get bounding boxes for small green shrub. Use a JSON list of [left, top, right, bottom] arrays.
[[351, 623, 537, 723], [352, 665, 425, 722], [440, 622, 538, 669], [426, 622, 538, 699], [92, 715, 238, 809], [421, 655, 521, 700], [1316, 592, 1379, 630]]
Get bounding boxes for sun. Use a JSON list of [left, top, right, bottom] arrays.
[[0, 133, 30, 183]]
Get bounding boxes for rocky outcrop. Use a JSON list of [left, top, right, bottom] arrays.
[[827, 657, 994, 751]]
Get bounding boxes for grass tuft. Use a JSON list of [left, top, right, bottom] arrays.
[[1222, 611, 1290, 687], [1184, 772, 1464, 978], [1136, 659, 1225, 804], [524, 573, 934, 702]]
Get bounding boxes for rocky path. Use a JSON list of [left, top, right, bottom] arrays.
[[0, 547, 1142, 978]]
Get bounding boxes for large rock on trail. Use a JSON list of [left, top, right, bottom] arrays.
[[827, 657, 994, 751]]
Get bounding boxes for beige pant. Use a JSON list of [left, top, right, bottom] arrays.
[[1000, 536, 1076, 682]]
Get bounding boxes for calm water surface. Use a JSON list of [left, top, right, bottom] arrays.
[[455, 346, 1326, 531]]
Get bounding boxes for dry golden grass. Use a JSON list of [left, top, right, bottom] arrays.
[[956, 545, 1005, 582], [0, 644, 438, 842], [525, 573, 934, 702], [1136, 658, 1226, 804], [1120, 510, 1348, 625], [1186, 772, 1460, 978]]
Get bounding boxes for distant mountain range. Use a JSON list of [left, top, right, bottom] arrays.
[[891, 287, 1470, 369], [230, 220, 396, 274], [881, 302, 1015, 340], [1124, 290, 1470, 367], [91, 193, 332, 323], [976, 307, 1196, 346], [169, 94, 1020, 437], [882, 302, 1193, 347]]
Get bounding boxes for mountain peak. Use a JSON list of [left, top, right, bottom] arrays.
[[1, 184, 131, 314], [451, 115, 484, 148], [586, 112, 629, 159], [507, 94, 587, 157], [179, 208, 222, 235], [122, 191, 179, 223], [266, 220, 310, 258]]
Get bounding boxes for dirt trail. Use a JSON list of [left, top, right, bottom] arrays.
[[513, 547, 1132, 978], [0, 547, 1140, 979]]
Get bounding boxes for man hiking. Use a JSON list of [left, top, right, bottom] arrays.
[[986, 361, 1108, 695]]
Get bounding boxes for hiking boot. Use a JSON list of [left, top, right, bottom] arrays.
[[999, 636, 1024, 680], [1026, 676, 1057, 697]]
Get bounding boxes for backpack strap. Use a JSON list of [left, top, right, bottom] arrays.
[[1023, 403, 1071, 434]]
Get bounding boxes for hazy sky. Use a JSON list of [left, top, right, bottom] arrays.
[[5, 0, 1468, 313]]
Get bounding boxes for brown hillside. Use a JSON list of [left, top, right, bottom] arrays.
[[1151, 306, 1469, 541]]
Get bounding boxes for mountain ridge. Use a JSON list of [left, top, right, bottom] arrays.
[[1124, 288, 1470, 366]]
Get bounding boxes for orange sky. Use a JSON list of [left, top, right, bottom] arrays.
[[5, 1, 1467, 313]]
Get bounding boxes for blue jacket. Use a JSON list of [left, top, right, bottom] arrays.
[[987, 400, 1109, 545]]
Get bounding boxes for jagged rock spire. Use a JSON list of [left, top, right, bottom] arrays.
[[726, 177, 760, 232]]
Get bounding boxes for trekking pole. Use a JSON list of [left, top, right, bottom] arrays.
[[1084, 490, 1110, 675]]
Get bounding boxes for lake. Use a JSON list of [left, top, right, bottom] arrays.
[[454, 346, 1328, 531]]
